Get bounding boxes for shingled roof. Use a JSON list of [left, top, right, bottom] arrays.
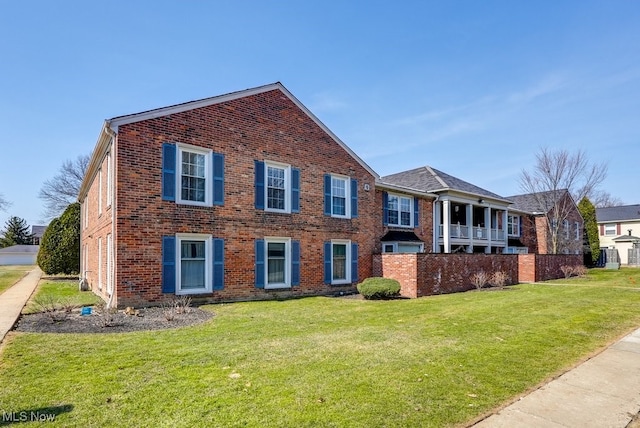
[[596, 204, 640, 223], [380, 166, 509, 202], [506, 189, 571, 215]]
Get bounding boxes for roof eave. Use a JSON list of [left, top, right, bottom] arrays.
[[78, 121, 114, 201], [375, 181, 438, 198]]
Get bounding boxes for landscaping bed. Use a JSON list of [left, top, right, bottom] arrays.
[[14, 305, 214, 333]]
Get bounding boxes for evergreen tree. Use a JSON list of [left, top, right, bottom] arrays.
[[37, 203, 80, 275], [0, 216, 34, 248], [578, 197, 600, 265]]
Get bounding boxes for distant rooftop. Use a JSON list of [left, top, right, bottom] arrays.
[[596, 204, 640, 223], [506, 190, 571, 215]]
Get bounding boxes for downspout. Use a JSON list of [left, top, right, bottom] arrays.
[[432, 195, 440, 253]]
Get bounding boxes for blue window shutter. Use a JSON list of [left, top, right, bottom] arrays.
[[383, 192, 389, 226], [291, 240, 300, 286], [213, 238, 224, 290], [351, 179, 358, 218], [212, 153, 224, 206], [414, 197, 419, 227], [255, 240, 265, 289], [323, 174, 332, 215], [323, 241, 332, 284], [162, 143, 176, 201], [519, 216, 523, 237], [351, 243, 359, 283], [291, 168, 300, 213], [255, 161, 265, 210], [162, 236, 176, 293]]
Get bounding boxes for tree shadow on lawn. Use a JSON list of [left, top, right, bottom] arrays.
[[0, 404, 73, 425]]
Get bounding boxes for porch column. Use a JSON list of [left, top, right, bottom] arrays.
[[502, 210, 508, 249], [433, 200, 441, 253], [466, 204, 473, 252], [442, 200, 450, 253], [485, 206, 491, 253]]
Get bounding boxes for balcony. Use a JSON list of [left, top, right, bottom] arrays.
[[438, 224, 506, 242]]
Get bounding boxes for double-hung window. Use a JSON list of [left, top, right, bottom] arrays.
[[575, 222, 581, 240], [162, 234, 224, 295], [324, 174, 358, 219], [387, 194, 413, 227], [331, 176, 348, 217], [255, 161, 299, 214], [179, 146, 210, 205], [323, 240, 358, 285], [604, 224, 616, 236], [254, 238, 300, 289], [162, 142, 224, 207], [507, 215, 520, 236], [267, 164, 288, 212]]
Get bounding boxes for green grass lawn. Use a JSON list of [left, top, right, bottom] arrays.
[[22, 279, 104, 314], [1, 269, 640, 427], [0, 265, 33, 295], [547, 266, 640, 288]]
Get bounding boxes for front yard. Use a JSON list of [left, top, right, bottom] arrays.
[[1, 269, 640, 427]]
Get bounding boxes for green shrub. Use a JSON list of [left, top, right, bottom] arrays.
[[357, 278, 401, 300]]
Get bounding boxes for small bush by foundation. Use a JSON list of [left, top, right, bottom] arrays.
[[357, 278, 401, 300]]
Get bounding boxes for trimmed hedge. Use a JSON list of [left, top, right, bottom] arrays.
[[357, 278, 401, 300]]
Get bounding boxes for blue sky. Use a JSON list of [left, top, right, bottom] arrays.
[[1, 1, 639, 229]]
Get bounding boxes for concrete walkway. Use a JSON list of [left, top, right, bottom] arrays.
[[0, 267, 42, 343], [473, 327, 640, 427]]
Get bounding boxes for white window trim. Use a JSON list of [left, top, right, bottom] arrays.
[[176, 233, 212, 295], [98, 168, 103, 216], [83, 200, 88, 229], [507, 215, 520, 237], [264, 161, 291, 214], [331, 239, 351, 285], [575, 222, 580, 241], [176, 143, 213, 207], [106, 151, 112, 208], [563, 220, 570, 239], [387, 193, 413, 228], [264, 237, 291, 289], [106, 233, 113, 296], [604, 224, 616, 236], [98, 237, 103, 290], [330, 174, 351, 219]]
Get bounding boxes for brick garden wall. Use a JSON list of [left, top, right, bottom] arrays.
[[375, 253, 583, 298]]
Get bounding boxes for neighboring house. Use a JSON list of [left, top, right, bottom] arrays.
[[31, 225, 47, 245], [0, 245, 38, 265], [379, 166, 512, 254], [506, 190, 583, 255], [78, 82, 409, 307], [596, 204, 640, 265]]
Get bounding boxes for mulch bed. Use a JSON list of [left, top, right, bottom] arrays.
[[14, 307, 214, 334]]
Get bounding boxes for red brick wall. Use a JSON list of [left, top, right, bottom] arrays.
[[374, 253, 519, 297], [519, 254, 582, 282], [86, 88, 379, 307]]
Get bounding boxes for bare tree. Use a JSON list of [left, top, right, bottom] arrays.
[[590, 190, 624, 208], [0, 193, 10, 212], [520, 148, 607, 254], [39, 154, 90, 220]]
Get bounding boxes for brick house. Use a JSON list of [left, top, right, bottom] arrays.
[[506, 190, 584, 255], [78, 82, 417, 307]]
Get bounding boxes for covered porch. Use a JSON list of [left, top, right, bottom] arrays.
[[434, 198, 508, 253]]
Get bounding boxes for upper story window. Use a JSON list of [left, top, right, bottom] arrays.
[[563, 220, 570, 239], [324, 174, 358, 219], [106, 151, 112, 208], [604, 224, 616, 236], [255, 161, 300, 214], [162, 143, 224, 207], [266, 163, 289, 212], [575, 222, 581, 240], [180, 146, 209, 205], [385, 193, 413, 227], [507, 215, 520, 236]]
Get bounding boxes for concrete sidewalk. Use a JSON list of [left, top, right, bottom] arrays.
[[0, 267, 42, 343], [473, 327, 640, 427]]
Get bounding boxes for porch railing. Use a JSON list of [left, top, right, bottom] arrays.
[[438, 225, 506, 242]]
